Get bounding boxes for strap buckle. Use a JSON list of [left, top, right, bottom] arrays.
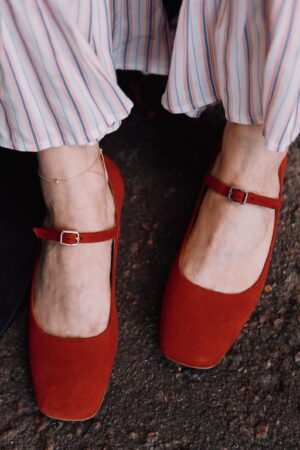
[[59, 230, 80, 246], [227, 186, 248, 205]]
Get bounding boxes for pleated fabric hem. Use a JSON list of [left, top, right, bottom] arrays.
[[162, 91, 299, 152], [1, 0, 299, 153], [115, 62, 170, 76], [0, 107, 133, 152], [264, 131, 300, 153]]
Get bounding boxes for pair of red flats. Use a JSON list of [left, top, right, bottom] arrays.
[[29, 149, 287, 421]]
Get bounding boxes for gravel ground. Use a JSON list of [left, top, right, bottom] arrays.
[[0, 75, 299, 450]]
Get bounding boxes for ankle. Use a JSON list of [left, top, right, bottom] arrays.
[[37, 143, 101, 178], [41, 177, 115, 230], [41, 168, 108, 204], [213, 153, 281, 197], [44, 207, 114, 232], [39, 143, 114, 218], [213, 122, 287, 196], [222, 122, 287, 172]]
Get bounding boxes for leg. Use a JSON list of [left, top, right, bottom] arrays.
[[34, 143, 115, 337], [0, 0, 171, 421], [160, 0, 299, 369], [162, 0, 298, 293], [182, 122, 287, 293]]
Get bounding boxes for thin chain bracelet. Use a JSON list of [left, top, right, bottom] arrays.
[[37, 147, 108, 184]]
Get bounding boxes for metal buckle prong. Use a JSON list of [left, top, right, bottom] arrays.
[[228, 186, 248, 205], [59, 230, 80, 246]]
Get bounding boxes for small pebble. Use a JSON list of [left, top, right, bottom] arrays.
[[255, 422, 269, 439], [128, 431, 138, 440], [294, 351, 300, 365], [146, 431, 159, 444], [273, 317, 284, 328], [91, 421, 101, 430], [264, 284, 273, 293], [130, 242, 139, 254], [146, 232, 154, 248], [75, 425, 83, 436], [44, 438, 55, 450]]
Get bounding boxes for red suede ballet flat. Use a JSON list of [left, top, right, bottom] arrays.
[[160, 154, 287, 369], [29, 155, 124, 421]]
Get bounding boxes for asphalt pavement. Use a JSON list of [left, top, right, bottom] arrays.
[[0, 74, 299, 449]]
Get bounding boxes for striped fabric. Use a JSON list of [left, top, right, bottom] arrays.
[[0, 0, 299, 152], [162, 0, 300, 152]]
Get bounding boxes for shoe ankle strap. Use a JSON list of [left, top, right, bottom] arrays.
[[33, 226, 116, 246], [203, 174, 281, 209]]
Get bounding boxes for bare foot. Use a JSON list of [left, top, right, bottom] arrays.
[[34, 144, 115, 337], [182, 123, 287, 293]]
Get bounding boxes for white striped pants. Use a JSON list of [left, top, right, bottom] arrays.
[[1, 0, 299, 152]]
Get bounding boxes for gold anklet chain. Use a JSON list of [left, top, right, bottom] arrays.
[[37, 147, 108, 184]]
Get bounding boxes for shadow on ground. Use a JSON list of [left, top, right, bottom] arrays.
[[0, 74, 299, 449]]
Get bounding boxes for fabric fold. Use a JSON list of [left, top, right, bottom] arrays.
[[0, 0, 299, 152]]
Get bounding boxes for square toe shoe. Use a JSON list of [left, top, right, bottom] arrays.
[[160, 155, 287, 369], [29, 155, 124, 421]]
